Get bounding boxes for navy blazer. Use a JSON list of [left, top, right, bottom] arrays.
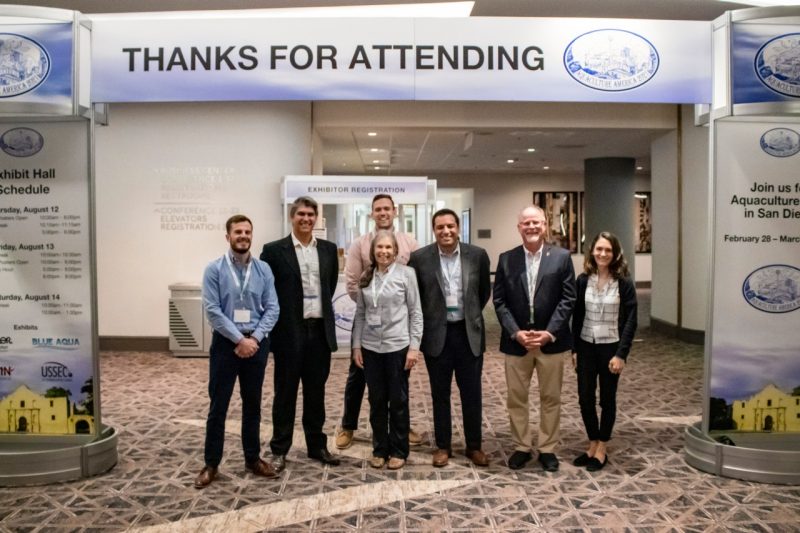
[[260, 235, 339, 355], [572, 273, 638, 360], [409, 242, 491, 358], [493, 244, 576, 355]]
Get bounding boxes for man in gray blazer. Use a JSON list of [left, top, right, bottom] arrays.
[[409, 208, 491, 467], [493, 205, 576, 472]]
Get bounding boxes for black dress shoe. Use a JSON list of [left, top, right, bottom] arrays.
[[538, 452, 559, 472], [572, 453, 591, 467], [309, 448, 341, 466], [270, 454, 286, 473], [507, 450, 532, 470], [586, 455, 608, 472]]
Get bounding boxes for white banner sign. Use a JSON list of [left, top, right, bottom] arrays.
[[284, 175, 429, 204], [91, 15, 711, 104]]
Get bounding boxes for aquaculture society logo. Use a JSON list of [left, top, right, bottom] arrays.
[[759, 128, 800, 158], [0, 127, 44, 157], [742, 265, 800, 314], [564, 29, 659, 92], [755, 33, 800, 98], [0, 33, 51, 98]]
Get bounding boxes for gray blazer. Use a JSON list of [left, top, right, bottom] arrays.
[[408, 242, 491, 358]]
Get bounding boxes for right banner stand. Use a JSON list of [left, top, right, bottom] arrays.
[[685, 6, 800, 484]]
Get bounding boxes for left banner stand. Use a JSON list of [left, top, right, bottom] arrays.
[[0, 6, 117, 486]]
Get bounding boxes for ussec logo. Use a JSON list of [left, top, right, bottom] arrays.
[[755, 33, 800, 98], [742, 264, 800, 313], [760, 128, 800, 158], [0, 34, 51, 98], [41, 361, 73, 382], [564, 29, 659, 92], [0, 127, 44, 157]]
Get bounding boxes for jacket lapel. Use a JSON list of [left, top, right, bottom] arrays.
[[516, 246, 531, 307], [460, 244, 471, 292], [280, 236, 302, 280], [533, 244, 551, 299]]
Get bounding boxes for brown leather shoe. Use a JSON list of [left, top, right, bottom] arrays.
[[387, 457, 406, 470], [194, 465, 218, 489], [245, 458, 277, 478], [432, 448, 452, 467], [466, 448, 489, 467]]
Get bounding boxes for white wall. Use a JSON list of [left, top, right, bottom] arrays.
[[95, 102, 312, 337], [651, 129, 679, 324]]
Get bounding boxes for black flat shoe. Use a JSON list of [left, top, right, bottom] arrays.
[[586, 455, 608, 472], [572, 453, 591, 467]]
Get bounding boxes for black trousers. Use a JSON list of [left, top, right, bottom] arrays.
[[204, 331, 268, 467], [270, 319, 332, 455], [575, 339, 621, 442], [363, 346, 410, 459], [424, 321, 483, 451], [340, 349, 366, 431]]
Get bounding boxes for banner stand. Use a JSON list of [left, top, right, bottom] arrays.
[[0, 6, 117, 486], [684, 7, 800, 484]]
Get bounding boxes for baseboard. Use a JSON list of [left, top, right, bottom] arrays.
[[649, 318, 705, 345], [99, 336, 169, 352]]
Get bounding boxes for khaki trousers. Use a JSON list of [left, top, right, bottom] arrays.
[[505, 348, 568, 453]]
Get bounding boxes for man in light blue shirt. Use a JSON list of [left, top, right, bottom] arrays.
[[195, 214, 280, 489]]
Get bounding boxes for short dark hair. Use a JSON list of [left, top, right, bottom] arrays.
[[583, 231, 630, 279], [372, 194, 395, 208], [225, 214, 252, 233], [431, 208, 459, 228], [290, 196, 318, 217]]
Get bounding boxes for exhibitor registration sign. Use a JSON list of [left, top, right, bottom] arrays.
[[707, 120, 800, 433], [0, 121, 96, 437]]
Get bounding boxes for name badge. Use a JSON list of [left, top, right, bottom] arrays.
[[446, 293, 458, 311], [234, 309, 251, 323], [592, 325, 612, 339], [367, 312, 381, 327]]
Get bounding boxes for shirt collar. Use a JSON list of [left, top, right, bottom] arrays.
[[438, 243, 460, 258], [227, 249, 251, 265], [291, 232, 317, 249], [525, 246, 543, 262]]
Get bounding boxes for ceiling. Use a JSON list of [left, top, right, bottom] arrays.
[[15, 0, 753, 177]]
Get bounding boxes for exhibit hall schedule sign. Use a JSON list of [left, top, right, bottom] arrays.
[[708, 120, 800, 434], [90, 15, 711, 104], [0, 121, 97, 437]]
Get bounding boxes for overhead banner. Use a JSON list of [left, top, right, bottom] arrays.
[[0, 121, 96, 436], [91, 15, 711, 104], [733, 23, 800, 104], [708, 120, 800, 433], [283, 175, 429, 204]]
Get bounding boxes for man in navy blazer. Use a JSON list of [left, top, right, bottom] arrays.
[[493, 205, 576, 472], [409, 208, 491, 467], [260, 196, 340, 472]]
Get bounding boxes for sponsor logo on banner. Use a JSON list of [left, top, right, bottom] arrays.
[[755, 33, 800, 98], [759, 128, 800, 158], [742, 264, 800, 313], [564, 29, 659, 92], [0, 127, 44, 157], [40, 361, 74, 382], [333, 293, 355, 332], [0, 34, 51, 98], [32, 337, 81, 350]]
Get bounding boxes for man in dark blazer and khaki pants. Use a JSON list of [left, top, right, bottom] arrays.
[[260, 196, 340, 472], [493, 205, 576, 472], [409, 208, 491, 467]]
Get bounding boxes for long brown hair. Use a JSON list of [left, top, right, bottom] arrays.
[[583, 231, 629, 279], [359, 230, 398, 288]]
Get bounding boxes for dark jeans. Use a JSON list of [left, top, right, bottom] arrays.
[[204, 331, 269, 467], [575, 339, 621, 442], [341, 354, 366, 431], [424, 321, 483, 450], [270, 318, 332, 455], [363, 346, 410, 459]]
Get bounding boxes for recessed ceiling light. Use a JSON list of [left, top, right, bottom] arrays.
[[367, 132, 377, 137], [636, 166, 643, 170], [543, 166, 550, 170], [374, 166, 381, 170], [370, 148, 379, 152], [372, 160, 380, 164], [507, 159, 515, 164], [527, 148, 536, 152]]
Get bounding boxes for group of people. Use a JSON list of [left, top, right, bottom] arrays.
[[194, 193, 637, 489]]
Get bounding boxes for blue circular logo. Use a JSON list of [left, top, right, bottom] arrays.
[[755, 33, 800, 98], [760, 128, 800, 157], [333, 293, 355, 332], [0, 127, 44, 157], [742, 265, 800, 313], [0, 33, 51, 98], [564, 29, 659, 92]]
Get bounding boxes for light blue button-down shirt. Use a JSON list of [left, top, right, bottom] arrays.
[[202, 250, 280, 344]]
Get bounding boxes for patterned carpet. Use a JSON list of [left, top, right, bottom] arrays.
[[2, 292, 800, 532]]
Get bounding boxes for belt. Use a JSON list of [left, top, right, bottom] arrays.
[[304, 318, 323, 324], [240, 330, 254, 337]]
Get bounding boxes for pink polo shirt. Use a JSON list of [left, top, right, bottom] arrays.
[[344, 230, 418, 301]]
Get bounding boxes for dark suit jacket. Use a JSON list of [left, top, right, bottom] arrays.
[[408, 242, 491, 358], [493, 243, 576, 355], [260, 235, 338, 354], [572, 273, 638, 360]]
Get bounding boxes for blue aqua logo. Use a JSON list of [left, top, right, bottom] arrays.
[[755, 33, 800, 98], [760, 128, 800, 158], [0, 127, 44, 157], [564, 29, 659, 92], [742, 265, 800, 313], [0, 33, 51, 98]]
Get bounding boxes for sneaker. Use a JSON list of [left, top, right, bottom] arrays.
[[387, 457, 406, 470], [369, 456, 386, 469], [335, 429, 354, 450]]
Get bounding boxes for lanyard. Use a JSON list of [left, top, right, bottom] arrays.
[[224, 252, 252, 303], [371, 263, 396, 308], [440, 251, 459, 293]]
